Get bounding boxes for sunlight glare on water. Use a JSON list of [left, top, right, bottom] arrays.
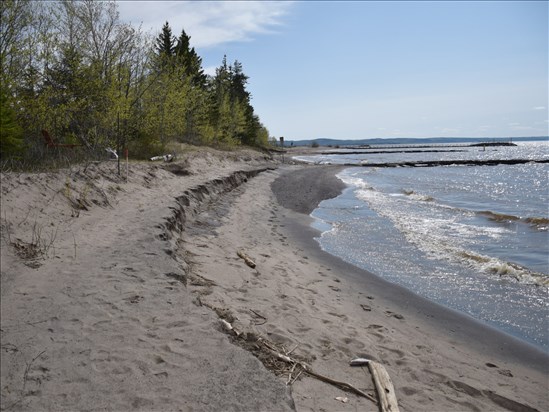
[[308, 141, 549, 349]]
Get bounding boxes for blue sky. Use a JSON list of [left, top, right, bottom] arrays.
[[117, 1, 548, 140]]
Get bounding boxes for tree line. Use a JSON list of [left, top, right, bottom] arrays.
[[0, 0, 271, 161]]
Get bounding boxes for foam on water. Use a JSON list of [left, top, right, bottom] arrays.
[[353, 181, 546, 286], [309, 142, 549, 349]]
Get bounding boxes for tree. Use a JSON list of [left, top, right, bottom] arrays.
[[0, 2, 272, 165], [0, 0, 33, 80], [0, 84, 24, 157], [174, 29, 206, 87], [154, 21, 175, 70]]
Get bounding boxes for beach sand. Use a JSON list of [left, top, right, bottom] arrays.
[[1, 149, 547, 411]]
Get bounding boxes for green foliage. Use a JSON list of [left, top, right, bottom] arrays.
[[206, 55, 268, 147], [0, 85, 24, 157], [174, 29, 207, 87], [156, 22, 175, 57], [0, 5, 271, 166], [127, 131, 165, 160]]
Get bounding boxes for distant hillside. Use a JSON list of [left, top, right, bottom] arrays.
[[285, 136, 549, 147]]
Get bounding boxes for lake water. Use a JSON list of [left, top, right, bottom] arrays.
[[295, 141, 549, 350]]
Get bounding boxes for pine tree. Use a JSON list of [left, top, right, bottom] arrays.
[[230, 60, 250, 103], [154, 21, 175, 69], [174, 29, 206, 87]]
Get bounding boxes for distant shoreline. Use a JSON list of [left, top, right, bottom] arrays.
[[283, 136, 549, 148]]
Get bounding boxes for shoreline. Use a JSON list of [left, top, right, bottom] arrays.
[[1, 153, 547, 411], [181, 163, 548, 411], [272, 165, 548, 369], [271, 166, 549, 366]]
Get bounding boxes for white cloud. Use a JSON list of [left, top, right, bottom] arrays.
[[117, 1, 293, 48], [533, 106, 546, 110], [203, 65, 217, 77], [508, 122, 520, 126]]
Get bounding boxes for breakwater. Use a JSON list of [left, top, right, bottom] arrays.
[[347, 158, 549, 168]]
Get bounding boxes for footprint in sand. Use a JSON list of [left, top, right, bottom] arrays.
[[400, 386, 420, 396], [486, 362, 514, 377], [123, 295, 144, 304], [385, 310, 404, 320], [327, 311, 348, 321], [380, 345, 406, 358]]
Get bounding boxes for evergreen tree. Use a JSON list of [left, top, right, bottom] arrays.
[[230, 60, 250, 103], [174, 29, 206, 87], [154, 21, 175, 69]]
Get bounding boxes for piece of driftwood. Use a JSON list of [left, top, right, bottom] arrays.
[[304, 366, 377, 403], [220, 319, 240, 337], [261, 339, 377, 403], [150, 153, 174, 162], [237, 250, 256, 268], [367, 360, 400, 412], [220, 319, 377, 404], [350, 357, 371, 367]]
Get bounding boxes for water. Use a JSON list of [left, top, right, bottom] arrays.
[[298, 142, 549, 350]]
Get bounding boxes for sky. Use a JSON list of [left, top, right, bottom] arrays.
[[117, 0, 548, 141]]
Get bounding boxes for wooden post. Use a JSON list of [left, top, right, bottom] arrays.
[[125, 148, 129, 181]]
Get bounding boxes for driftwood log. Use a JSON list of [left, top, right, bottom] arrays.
[[368, 361, 400, 412], [237, 250, 256, 268], [351, 358, 399, 412], [220, 319, 377, 404], [262, 340, 377, 403]]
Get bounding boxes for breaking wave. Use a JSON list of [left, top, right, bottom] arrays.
[[457, 251, 549, 287], [352, 183, 547, 287], [478, 211, 549, 231], [402, 189, 435, 202]]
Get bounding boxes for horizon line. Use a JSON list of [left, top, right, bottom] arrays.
[[288, 136, 549, 142]]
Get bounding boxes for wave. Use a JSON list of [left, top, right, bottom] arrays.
[[457, 251, 549, 287], [478, 210, 520, 222], [402, 189, 435, 202], [478, 211, 549, 231], [337, 173, 374, 191], [352, 187, 546, 286], [524, 217, 549, 231]]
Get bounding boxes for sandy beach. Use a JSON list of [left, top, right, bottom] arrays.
[[1, 148, 547, 411]]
